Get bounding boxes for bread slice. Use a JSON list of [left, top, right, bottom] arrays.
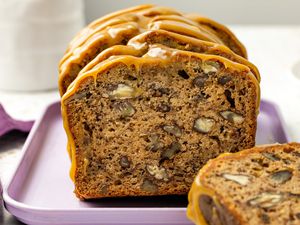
[[187, 143, 300, 225], [67, 30, 260, 96], [61, 45, 259, 199], [58, 10, 224, 95], [129, 30, 257, 80], [59, 5, 248, 96], [64, 5, 246, 59]]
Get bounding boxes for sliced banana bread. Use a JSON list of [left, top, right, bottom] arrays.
[[187, 143, 300, 225], [61, 45, 259, 199]]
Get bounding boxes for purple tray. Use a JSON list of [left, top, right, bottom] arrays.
[[2, 100, 290, 225]]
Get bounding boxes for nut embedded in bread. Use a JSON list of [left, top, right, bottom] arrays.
[[187, 143, 300, 225]]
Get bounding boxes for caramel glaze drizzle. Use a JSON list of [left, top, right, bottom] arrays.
[[75, 30, 260, 86], [60, 5, 179, 66], [61, 44, 260, 182], [59, 5, 223, 70], [59, 5, 249, 95], [63, 4, 153, 55]]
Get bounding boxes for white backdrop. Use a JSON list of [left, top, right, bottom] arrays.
[[84, 0, 300, 25]]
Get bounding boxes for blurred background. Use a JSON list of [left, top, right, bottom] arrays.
[[85, 0, 300, 24]]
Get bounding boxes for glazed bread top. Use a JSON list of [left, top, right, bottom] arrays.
[[78, 30, 260, 81], [59, 5, 223, 68], [59, 5, 249, 95]]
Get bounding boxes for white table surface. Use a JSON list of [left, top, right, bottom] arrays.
[[1, 25, 300, 224]]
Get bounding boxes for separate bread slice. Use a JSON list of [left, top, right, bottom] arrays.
[[61, 45, 259, 199], [59, 5, 248, 96], [58, 11, 224, 95], [187, 143, 300, 225], [70, 30, 260, 94]]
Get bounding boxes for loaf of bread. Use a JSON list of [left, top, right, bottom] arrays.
[[59, 5, 260, 199], [187, 143, 300, 225]]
